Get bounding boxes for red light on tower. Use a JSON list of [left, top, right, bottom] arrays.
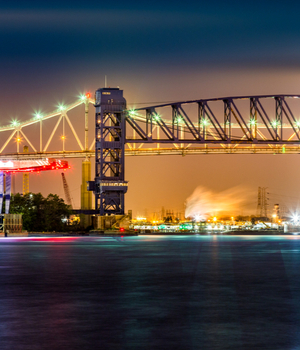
[[85, 92, 91, 99], [120, 227, 125, 233]]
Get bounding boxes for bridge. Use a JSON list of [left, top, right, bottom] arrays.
[[0, 89, 300, 224], [0, 93, 300, 160]]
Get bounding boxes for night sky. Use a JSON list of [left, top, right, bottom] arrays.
[[2, 1, 300, 218]]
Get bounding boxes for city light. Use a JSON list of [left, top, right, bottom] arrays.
[[194, 214, 205, 222], [292, 213, 300, 224]]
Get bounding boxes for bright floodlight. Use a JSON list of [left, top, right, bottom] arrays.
[[129, 109, 137, 116], [58, 104, 65, 112], [35, 113, 42, 120], [296, 120, 300, 128], [80, 92, 91, 100], [250, 118, 256, 126], [194, 214, 204, 222], [201, 118, 209, 126], [11, 119, 19, 127], [292, 213, 300, 223]]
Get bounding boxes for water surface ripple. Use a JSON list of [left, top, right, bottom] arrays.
[[0, 235, 299, 349]]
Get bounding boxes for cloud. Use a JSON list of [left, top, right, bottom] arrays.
[[0, 9, 240, 31]]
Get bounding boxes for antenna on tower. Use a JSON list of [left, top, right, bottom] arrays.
[[105, 75, 107, 88]]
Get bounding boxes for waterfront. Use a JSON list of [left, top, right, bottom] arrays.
[[0, 235, 300, 349]]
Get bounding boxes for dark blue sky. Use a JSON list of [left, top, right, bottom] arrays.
[[1, 0, 300, 68], [1, 0, 299, 112], [1, 1, 300, 214]]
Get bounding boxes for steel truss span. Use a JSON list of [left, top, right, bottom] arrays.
[[1, 94, 300, 160], [125, 94, 300, 155]]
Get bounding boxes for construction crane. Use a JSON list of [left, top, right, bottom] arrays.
[[61, 172, 73, 208]]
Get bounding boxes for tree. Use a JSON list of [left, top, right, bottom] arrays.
[[10, 193, 72, 232]]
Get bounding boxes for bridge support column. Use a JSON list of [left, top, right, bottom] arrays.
[[88, 87, 128, 223], [80, 158, 92, 227], [23, 146, 29, 195]]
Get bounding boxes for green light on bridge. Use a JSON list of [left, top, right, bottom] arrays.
[[35, 113, 43, 120], [129, 109, 137, 117], [58, 104, 66, 112], [11, 119, 19, 127], [272, 120, 280, 127], [201, 118, 209, 126]]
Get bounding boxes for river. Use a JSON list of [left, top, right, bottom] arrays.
[[0, 235, 299, 349]]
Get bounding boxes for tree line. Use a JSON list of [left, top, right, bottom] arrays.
[[10, 193, 73, 232]]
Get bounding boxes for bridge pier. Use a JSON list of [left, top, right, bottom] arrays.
[[80, 158, 92, 227]]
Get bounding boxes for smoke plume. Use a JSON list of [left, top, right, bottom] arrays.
[[185, 185, 252, 220]]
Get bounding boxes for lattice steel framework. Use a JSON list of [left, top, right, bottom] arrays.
[[0, 92, 300, 215], [91, 88, 128, 215], [125, 95, 300, 155], [1, 94, 300, 160]]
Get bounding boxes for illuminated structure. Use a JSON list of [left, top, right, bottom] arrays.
[[88, 88, 128, 215], [0, 158, 69, 214], [0, 92, 300, 222], [23, 146, 29, 194]]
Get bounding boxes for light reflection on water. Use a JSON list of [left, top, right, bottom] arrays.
[[0, 235, 300, 349]]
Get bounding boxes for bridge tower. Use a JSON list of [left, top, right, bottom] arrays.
[[89, 87, 128, 216]]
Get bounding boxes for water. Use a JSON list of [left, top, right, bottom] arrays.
[[0, 235, 300, 349]]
